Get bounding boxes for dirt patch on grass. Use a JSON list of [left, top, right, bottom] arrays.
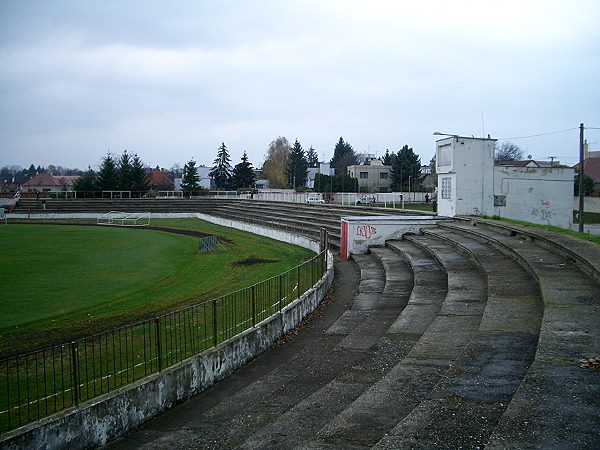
[[233, 257, 279, 266]]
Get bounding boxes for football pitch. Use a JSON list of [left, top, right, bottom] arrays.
[[0, 219, 314, 355]]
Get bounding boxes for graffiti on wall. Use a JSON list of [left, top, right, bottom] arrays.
[[356, 225, 377, 239], [531, 198, 554, 223]]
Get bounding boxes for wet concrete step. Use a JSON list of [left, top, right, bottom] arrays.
[[454, 216, 600, 283], [288, 240, 447, 449], [300, 235, 491, 449], [208, 209, 341, 247], [108, 253, 413, 450], [373, 229, 543, 449], [433, 221, 600, 448], [230, 248, 416, 449]]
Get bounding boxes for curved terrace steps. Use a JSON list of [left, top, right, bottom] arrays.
[[11, 197, 229, 214], [207, 206, 342, 249], [107, 249, 417, 449], [208, 203, 349, 248], [371, 231, 544, 449], [97, 217, 600, 448], [425, 220, 600, 447], [234, 252, 416, 449], [292, 240, 449, 449]]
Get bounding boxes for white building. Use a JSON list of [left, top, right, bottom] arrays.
[[306, 162, 335, 189], [174, 165, 213, 191], [436, 136, 574, 228]]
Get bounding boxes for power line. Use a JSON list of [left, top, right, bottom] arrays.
[[498, 127, 578, 140]]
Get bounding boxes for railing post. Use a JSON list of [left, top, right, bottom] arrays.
[[252, 285, 256, 327], [212, 299, 218, 347], [70, 342, 79, 406], [279, 274, 283, 312], [297, 266, 301, 298], [155, 318, 162, 372]]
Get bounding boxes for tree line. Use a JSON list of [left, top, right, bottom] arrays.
[[73, 151, 150, 192]]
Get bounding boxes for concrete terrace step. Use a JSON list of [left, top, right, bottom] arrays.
[[11, 198, 228, 213], [290, 240, 447, 448], [208, 207, 342, 249], [237, 200, 399, 218], [110, 254, 415, 449], [209, 207, 338, 242], [428, 220, 600, 448], [455, 216, 600, 284], [303, 234, 495, 449], [232, 246, 416, 448], [214, 203, 342, 229], [377, 229, 544, 449]]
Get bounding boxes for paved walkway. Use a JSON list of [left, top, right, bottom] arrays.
[[106, 258, 370, 449], [572, 223, 600, 235]]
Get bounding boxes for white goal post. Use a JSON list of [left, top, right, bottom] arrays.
[[97, 211, 151, 227]]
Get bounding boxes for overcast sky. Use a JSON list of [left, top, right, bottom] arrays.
[[1, 0, 599, 171]]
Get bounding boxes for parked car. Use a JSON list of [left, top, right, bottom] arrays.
[[305, 193, 324, 204], [355, 195, 376, 205]]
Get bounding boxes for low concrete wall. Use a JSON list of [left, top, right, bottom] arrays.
[[574, 196, 600, 214], [196, 213, 321, 253], [6, 212, 201, 220], [0, 217, 334, 450]]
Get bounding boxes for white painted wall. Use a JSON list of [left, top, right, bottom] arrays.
[[493, 166, 574, 228], [436, 136, 496, 217], [435, 136, 573, 228], [341, 215, 440, 257]]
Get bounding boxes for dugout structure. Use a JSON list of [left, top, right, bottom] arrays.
[[97, 211, 151, 227]]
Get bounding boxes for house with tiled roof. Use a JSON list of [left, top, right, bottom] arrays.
[[149, 169, 174, 190], [22, 172, 80, 193]]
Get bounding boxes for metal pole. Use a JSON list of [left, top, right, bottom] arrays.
[[579, 123, 585, 232], [70, 342, 79, 405], [155, 318, 162, 372], [251, 285, 256, 327]]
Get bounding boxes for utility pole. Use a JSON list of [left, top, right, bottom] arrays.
[[548, 156, 557, 167], [579, 123, 585, 232]]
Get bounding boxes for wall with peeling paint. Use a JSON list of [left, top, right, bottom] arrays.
[[493, 166, 574, 228]]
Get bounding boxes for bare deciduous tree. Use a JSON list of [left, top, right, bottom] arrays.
[[495, 142, 524, 162], [262, 136, 291, 188]]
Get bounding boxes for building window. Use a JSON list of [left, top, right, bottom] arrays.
[[441, 177, 451, 199], [379, 172, 388, 179], [359, 172, 368, 179]]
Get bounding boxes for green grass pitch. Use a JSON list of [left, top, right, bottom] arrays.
[[0, 219, 314, 355]]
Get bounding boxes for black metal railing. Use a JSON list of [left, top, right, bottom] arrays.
[[0, 249, 327, 434]]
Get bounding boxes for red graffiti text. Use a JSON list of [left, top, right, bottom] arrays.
[[356, 225, 377, 239]]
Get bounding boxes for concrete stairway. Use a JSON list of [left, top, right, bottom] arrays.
[[11, 197, 229, 214], [208, 200, 407, 249], [21, 205, 584, 448], [106, 217, 600, 449], [425, 219, 600, 448]]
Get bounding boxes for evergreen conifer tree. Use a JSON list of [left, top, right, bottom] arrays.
[[130, 154, 150, 194], [306, 146, 319, 167], [117, 151, 132, 190], [330, 137, 358, 173], [209, 142, 233, 190], [73, 166, 97, 193], [181, 160, 200, 197], [390, 145, 421, 191], [286, 139, 308, 189], [96, 153, 119, 191], [232, 151, 256, 189]]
